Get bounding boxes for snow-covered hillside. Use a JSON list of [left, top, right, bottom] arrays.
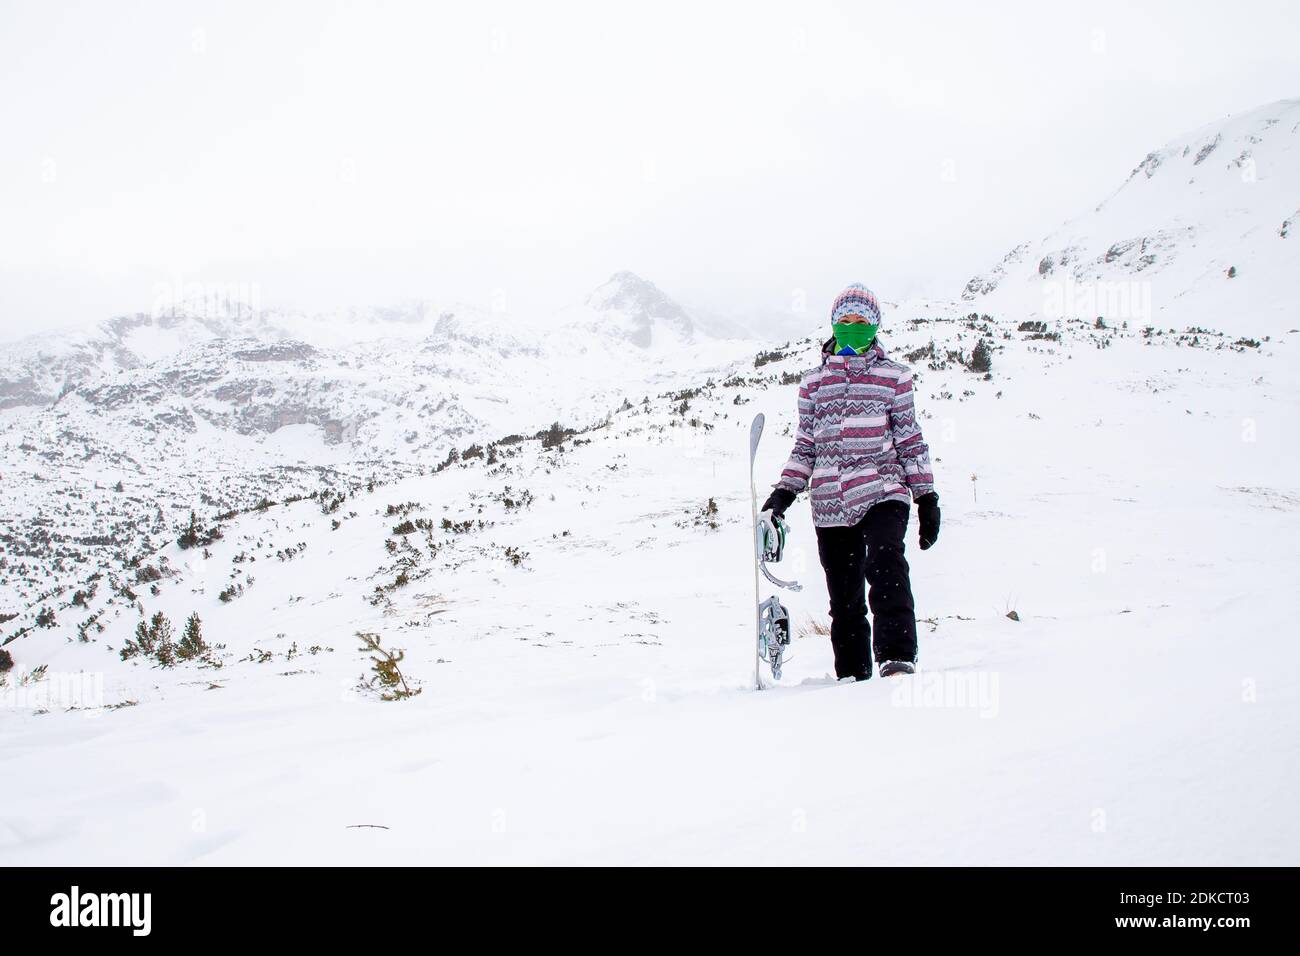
[[0, 273, 751, 615], [964, 98, 1300, 335], [3, 308, 1296, 864]]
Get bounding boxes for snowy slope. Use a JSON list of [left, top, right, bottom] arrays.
[[964, 98, 1300, 335], [2, 311, 1296, 865]]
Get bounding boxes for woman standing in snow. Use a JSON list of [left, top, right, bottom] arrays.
[[761, 283, 940, 681]]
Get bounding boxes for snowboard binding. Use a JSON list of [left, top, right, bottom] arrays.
[[756, 511, 802, 593], [757, 595, 792, 681]]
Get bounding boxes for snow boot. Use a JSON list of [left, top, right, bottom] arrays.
[[879, 660, 915, 678]]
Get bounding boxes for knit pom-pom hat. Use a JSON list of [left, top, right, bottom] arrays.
[[829, 283, 882, 326]]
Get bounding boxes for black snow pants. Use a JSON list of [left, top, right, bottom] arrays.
[[814, 500, 917, 679]]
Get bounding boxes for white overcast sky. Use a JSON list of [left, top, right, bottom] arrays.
[[1, 0, 1297, 339]]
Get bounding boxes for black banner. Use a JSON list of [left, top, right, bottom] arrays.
[[5, 866, 1289, 943]]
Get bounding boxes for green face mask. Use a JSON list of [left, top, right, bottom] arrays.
[[832, 321, 878, 354]]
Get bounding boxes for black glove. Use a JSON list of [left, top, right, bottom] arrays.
[[916, 492, 940, 550], [761, 487, 797, 518]]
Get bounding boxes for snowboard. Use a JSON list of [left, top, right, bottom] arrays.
[[749, 413, 799, 689]]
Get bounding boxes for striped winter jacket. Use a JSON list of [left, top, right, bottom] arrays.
[[773, 338, 935, 528]]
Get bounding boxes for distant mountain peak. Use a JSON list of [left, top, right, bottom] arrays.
[[584, 272, 694, 347]]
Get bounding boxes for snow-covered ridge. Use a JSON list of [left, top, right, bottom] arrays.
[[0, 272, 722, 411], [963, 98, 1300, 334]]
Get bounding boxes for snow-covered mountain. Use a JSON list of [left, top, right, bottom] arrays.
[[553, 271, 697, 350], [963, 98, 1300, 335], [0, 273, 758, 616]]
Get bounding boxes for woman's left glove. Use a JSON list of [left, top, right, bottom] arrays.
[[915, 492, 940, 550]]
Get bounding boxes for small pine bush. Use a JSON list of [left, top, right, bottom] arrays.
[[177, 613, 209, 661], [356, 632, 421, 701], [151, 612, 176, 667]]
